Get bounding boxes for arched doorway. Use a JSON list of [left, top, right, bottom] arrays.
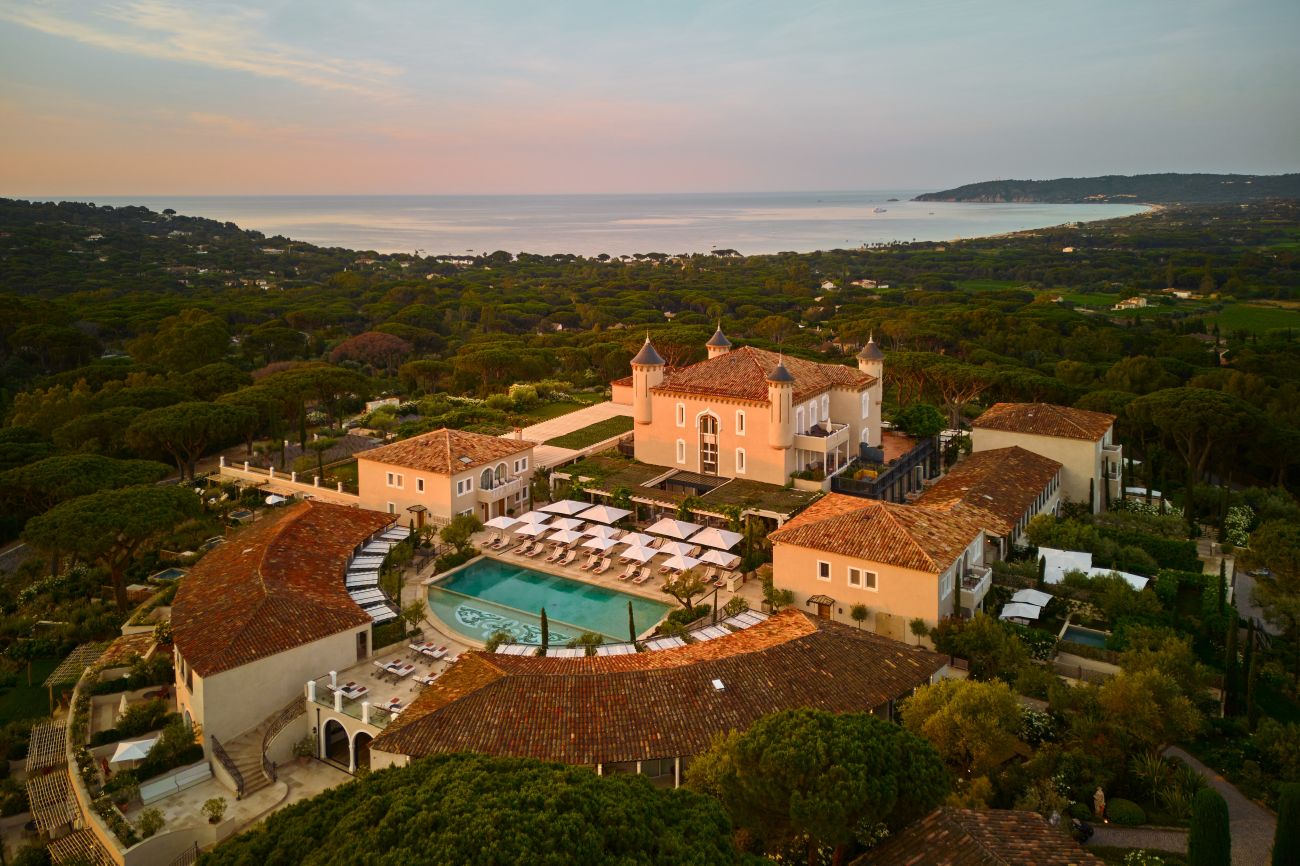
[[323, 720, 350, 767], [698, 414, 719, 475], [353, 732, 373, 771]]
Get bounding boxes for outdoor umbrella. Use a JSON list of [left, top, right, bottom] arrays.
[[582, 536, 618, 551], [515, 510, 551, 524], [619, 543, 658, 563], [584, 524, 622, 540], [688, 527, 743, 550], [661, 554, 701, 572], [657, 540, 695, 557], [484, 515, 519, 530], [699, 548, 740, 568], [264, 494, 288, 506], [645, 517, 702, 539], [619, 532, 655, 547], [109, 735, 159, 765], [548, 517, 584, 532], [516, 523, 551, 537], [547, 528, 585, 544], [541, 499, 590, 516], [576, 504, 631, 524]]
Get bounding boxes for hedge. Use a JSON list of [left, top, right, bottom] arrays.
[[1107, 798, 1147, 826], [1097, 528, 1200, 572]]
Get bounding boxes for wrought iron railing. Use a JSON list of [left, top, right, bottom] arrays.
[[260, 695, 305, 784], [166, 842, 199, 866], [209, 736, 243, 799]]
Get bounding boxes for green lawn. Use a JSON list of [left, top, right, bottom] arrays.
[[545, 416, 635, 450], [1211, 303, 1300, 334], [514, 392, 606, 423], [0, 657, 62, 726], [955, 278, 1027, 292], [325, 458, 359, 492]]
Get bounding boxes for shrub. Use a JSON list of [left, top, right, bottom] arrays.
[[664, 605, 711, 629], [1274, 783, 1300, 866], [137, 806, 165, 838], [202, 796, 227, 824], [1107, 798, 1147, 826], [1187, 788, 1230, 866], [1068, 802, 1093, 820], [10, 846, 51, 866]]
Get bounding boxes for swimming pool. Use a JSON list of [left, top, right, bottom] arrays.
[[1061, 625, 1108, 648], [427, 557, 672, 646], [149, 567, 187, 582]]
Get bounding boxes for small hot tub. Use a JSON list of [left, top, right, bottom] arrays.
[[229, 508, 254, 523], [149, 567, 188, 582], [1061, 624, 1108, 648]]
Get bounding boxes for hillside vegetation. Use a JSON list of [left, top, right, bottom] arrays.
[[915, 172, 1300, 204]]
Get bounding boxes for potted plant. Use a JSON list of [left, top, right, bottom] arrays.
[[292, 735, 316, 764], [202, 797, 227, 825]]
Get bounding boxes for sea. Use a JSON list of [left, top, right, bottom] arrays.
[[82, 191, 1148, 257]]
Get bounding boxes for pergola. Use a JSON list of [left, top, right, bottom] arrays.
[[26, 769, 78, 833], [48, 829, 114, 866], [25, 722, 67, 773], [43, 642, 109, 715]]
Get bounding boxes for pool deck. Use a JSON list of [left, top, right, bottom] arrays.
[[404, 531, 764, 651]]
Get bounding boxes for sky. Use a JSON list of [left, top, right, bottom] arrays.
[[1, 0, 1298, 195]]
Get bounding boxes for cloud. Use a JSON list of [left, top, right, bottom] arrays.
[[0, 1, 402, 97]]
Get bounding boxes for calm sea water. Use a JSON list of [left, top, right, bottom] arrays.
[[83, 192, 1146, 257]]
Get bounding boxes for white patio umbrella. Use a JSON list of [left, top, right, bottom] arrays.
[[264, 493, 288, 506], [661, 554, 701, 572], [542, 499, 591, 516], [484, 515, 520, 530], [699, 548, 740, 568], [619, 543, 659, 563], [516, 523, 551, 537], [619, 532, 655, 547], [577, 504, 631, 524], [688, 527, 743, 550], [109, 735, 159, 764], [657, 540, 696, 557], [547, 528, 585, 544], [582, 536, 619, 551], [645, 517, 703, 539], [584, 524, 622, 540], [515, 510, 551, 524], [548, 517, 584, 532]]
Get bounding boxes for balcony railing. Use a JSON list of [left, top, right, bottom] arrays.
[[478, 476, 525, 504], [307, 678, 396, 730], [831, 436, 938, 504], [793, 422, 850, 453], [959, 565, 992, 613]]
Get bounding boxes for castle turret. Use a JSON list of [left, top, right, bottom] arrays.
[[856, 333, 884, 381], [630, 336, 665, 426], [767, 359, 794, 449], [705, 324, 732, 359]]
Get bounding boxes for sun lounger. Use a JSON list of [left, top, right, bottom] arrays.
[[688, 545, 702, 557], [703, 567, 719, 584], [617, 563, 636, 580], [592, 557, 612, 574], [579, 554, 598, 571], [415, 674, 438, 687], [526, 543, 546, 557], [557, 549, 578, 566], [545, 545, 565, 563], [510, 540, 532, 554], [633, 567, 651, 585]]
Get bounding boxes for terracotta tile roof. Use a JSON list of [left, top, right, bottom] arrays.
[[655, 346, 874, 403], [172, 502, 393, 677], [770, 494, 985, 573], [972, 403, 1115, 442], [357, 428, 536, 475], [915, 447, 1062, 537], [371, 610, 945, 764], [856, 807, 1105, 866]]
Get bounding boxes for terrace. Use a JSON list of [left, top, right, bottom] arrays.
[[830, 432, 940, 503]]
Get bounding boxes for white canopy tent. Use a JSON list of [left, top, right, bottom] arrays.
[[577, 504, 631, 524], [688, 527, 743, 550], [619, 543, 659, 563], [547, 529, 585, 544], [1039, 547, 1149, 591], [661, 554, 700, 572], [110, 735, 159, 765], [645, 517, 703, 540], [1011, 588, 1054, 608], [542, 499, 591, 516], [1000, 602, 1043, 622]]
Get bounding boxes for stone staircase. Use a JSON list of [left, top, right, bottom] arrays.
[[219, 717, 277, 798]]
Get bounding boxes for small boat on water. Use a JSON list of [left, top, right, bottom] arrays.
[[873, 207, 887, 213]]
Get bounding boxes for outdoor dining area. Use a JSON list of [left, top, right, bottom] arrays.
[[310, 639, 465, 729], [478, 499, 748, 592]]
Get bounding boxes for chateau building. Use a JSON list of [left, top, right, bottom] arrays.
[[615, 326, 884, 486]]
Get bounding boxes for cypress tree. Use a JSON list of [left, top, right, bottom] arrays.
[[1223, 617, 1238, 717], [627, 600, 637, 645], [1188, 788, 1231, 866], [538, 607, 549, 657], [1274, 783, 1300, 866], [1246, 631, 1261, 732], [1218, 559, 1227, 614]]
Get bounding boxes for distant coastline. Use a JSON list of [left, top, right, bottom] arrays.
[[915, 172, 1300, 204], [66, 192, 1148, 257]]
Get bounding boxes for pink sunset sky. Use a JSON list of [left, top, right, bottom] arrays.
[[1, 0, 1297, 196]]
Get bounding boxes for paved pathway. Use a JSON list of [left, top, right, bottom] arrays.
[[1087, 825, 1187, 854], [506, 400, 633, 470], [1164, 745, 1277, 866]]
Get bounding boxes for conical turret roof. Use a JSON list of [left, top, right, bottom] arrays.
[[857, 334, 885, 361], [706, 325, 732, 348], [767, 359, 795, 384], [631, 337, 665, 366]]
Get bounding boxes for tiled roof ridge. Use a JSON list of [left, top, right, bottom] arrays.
[[948, 809, 1018, 865], [877, 502, 941, 570]]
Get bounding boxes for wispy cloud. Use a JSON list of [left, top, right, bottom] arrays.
[[0, 1, 402, 96]]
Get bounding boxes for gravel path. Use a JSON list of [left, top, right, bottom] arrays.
[[1164, 745, 1277, 866], [1087, 825, 1187, 853]]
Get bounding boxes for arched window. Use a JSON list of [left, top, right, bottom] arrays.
[[480, 468, 494, 490], [699, 414, 719, 475], [821, 395, 829, 419], [494, 463, 506, 484], [861, 392, 870, 418]]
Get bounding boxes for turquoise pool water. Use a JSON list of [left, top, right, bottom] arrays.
[[427, 557, 671, 645], [1062, 625, 1108, 648]]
